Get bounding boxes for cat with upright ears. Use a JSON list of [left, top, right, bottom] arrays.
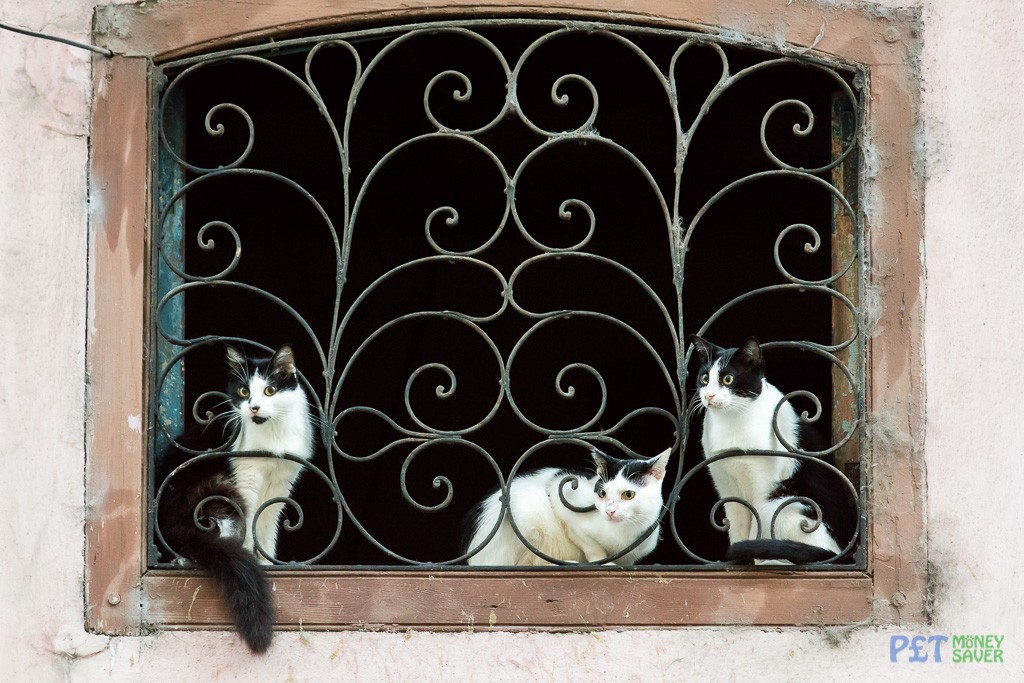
[[156, 344, 315, 652], [464, 448, 670, 566], [688, 335, 855, 563]]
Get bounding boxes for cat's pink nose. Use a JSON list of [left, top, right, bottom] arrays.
[[705, 393, 715, 402], [249, 405, 260, 414]]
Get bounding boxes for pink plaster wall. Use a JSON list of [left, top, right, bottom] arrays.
[[1, 0, 1021, 680]]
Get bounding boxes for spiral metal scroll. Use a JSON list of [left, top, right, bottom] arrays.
[[150, 19, 865, 568]]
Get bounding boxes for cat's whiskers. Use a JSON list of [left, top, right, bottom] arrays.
[[685, 394, 705, 425], [229, 364, 249, 386], [221, 412, 243, 439]]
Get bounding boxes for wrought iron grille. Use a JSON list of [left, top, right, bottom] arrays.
[[150, 19, 866, 569]]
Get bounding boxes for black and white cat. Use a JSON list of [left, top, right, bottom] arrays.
[[156, 344, 315, 652], [464, 448, 670, 566], [689, 335, 855, 563]]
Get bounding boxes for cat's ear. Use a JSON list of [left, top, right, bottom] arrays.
[[591, 448, 609, 482], [226, 345, 246, 374], [736, 337, 764, 367], [271, 345, 296, 376], [688, 335, 719, 365], [645, 448, 671, 482]]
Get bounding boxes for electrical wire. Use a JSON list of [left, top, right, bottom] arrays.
[[0, 19, 113, 58]]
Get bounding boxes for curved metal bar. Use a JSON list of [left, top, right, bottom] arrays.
[[509, 28, 674, 138], [423, 205, 510, 257], [581, 408, 680, 461], [328, 255, 509, 418], [346, 27, 512, 138], [251, 495, 305, 563], [558, 475, 597, 513], [681, 169, 856, 258], [773, 222, 857, 287], [229, 450, 344, 566], [155, 281, 326, 369], [334, 438, 506, 565], [191, 390, 231, 426], [159, 54, 345, 176], [769, 495, 823, 537], [665, 449, 860, 563], [156, 168, 341, 291], [504, 312, 679, 435], [192, 494, 246, 538], [338, 28, 513, 320], [304, 40, 363, 117], [399, 442, 455, 513], [328, 312, 506, 440], [508, 134, 672, 251], [695, 283, 859, 353], [330, 406, 433, 462], [709, 496, 762, 539], [681, 56, 860, 176], [344, 131, 511, 246], [507, 251, 678, 347], [759, 342, 861, 456], [153, 450, 344, 566]]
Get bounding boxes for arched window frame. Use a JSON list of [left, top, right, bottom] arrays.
[[86, 0, 925, 635]]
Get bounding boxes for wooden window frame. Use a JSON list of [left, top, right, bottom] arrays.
[[86, 0, 925, 635]]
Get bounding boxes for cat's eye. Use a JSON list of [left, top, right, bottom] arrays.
[[264, 386, 277, 397], [700, 373, 709, 385], [238, 387, 250, 398], [621, 490, 635, 500], [722, 375, 734, 386], [597, 488, 607, 498]]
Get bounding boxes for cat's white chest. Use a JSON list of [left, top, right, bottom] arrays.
[[701, 385, 800, 504], [701, 383, 798, 454], [230, 456, 300, 496], [233, 416, 314, 460]]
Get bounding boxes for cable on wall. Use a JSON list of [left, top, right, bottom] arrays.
[[0, 19, 113, 58]]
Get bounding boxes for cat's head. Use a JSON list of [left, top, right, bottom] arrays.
[[590, 448, 670, 524], [225, 344, 305, 428], [689, 335, 765, 412]]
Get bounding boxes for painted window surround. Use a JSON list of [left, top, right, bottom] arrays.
[[86, 0, 925, 635]]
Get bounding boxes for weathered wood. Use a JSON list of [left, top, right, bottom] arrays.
[[93, 0, 918, 67], [831, 92, 861, 484], [864, 62, 927, 624], [144, 571, 872, 628], [85, 55, 151, 634]]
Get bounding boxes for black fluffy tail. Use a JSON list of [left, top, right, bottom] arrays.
[[726, 540, 837, 564], [180, 532, 276, 653]]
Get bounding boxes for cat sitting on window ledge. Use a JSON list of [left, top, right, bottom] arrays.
[[156, 344, 315, 652], [689, 335, 856, 564]]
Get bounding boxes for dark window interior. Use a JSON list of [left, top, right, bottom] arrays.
[[154, 25, 854, 567]]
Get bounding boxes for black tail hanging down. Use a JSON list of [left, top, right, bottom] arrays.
[[725, 539, 837, 564], [177, 530, 276, 653], [157, 444, 276, 652]]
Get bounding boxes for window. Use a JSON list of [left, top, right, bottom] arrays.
[[87, 1, 926, 634]]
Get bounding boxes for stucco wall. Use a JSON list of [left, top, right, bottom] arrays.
[[1, 0, 1021, 681]]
